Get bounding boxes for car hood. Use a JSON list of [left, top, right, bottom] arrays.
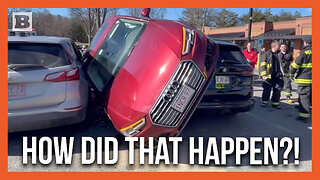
[[107, 20, 184, 129]]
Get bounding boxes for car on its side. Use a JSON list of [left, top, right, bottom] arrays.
[[198, 41, 255, 114], [8, 36, 88, 132], [82, 10, 219, 138]]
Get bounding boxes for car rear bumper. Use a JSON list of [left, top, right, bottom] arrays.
[[197, 98, 255, 112], [8, 106, 87, 132]]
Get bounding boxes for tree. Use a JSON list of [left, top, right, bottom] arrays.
[[127, 8, 141, 17], [127, 8, 166, 19], [108, 8, 120, 16], [150, 8, 166, 19], [239, 8, 302, 24], [69, 8, 95, 43], [212, 9, 239, 28], [31, 10, 73, 37], [239, 9, 273, 24], [68, 19, 87, 43], [69, 8, 121, 43], [272, 10, 302, 22], [180, 8, 217, 30]]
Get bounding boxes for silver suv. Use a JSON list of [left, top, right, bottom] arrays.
[[8, 36, 88, 132]]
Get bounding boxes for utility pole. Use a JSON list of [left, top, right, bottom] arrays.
[[248, 8, 253, 42]]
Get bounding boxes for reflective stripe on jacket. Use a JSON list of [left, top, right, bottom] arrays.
[[290, 45, 312, 85], [260, 50, 282, 79]]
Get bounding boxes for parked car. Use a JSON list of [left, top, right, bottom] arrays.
[[8, 36, 88, 132], [8, 29, 36, 36], [82, 9, 219, 138], [198, 40, 255, 114]]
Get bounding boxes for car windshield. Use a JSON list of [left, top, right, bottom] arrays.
[[87, 18, 147, 91], [219, 45, 248, 64], [8, 43, 68, 68]]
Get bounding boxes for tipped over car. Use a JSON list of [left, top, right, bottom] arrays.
[[82, 9, 219, 138]]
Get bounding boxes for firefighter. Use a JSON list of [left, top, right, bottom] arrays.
[[278, 44, 293, 103], [290, 37, 312, 123], [260, 41, 284, 109]]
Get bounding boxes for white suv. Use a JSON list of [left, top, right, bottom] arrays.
[[8, 36, 88, 132]]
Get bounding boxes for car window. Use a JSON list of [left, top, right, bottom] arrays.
[[219, 45, 248, 64], [87, 18, 147, 92], [62, 42, 78, 63], [8, 43, 69, 68], [71, 42, 83, 60], [89, 22, 109, 50], [9, 32, 15, 36], [93, 18, 146, 75]]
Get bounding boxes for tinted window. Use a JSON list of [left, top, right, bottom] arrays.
[[87, 18, 147, 91], [71, 42, 83, 60], [219, 45, 247, 64], [89, 22, 109, 50], [93, 18, 146, 75], [62, 42, 77, 63], [8, 43, 68, 68]]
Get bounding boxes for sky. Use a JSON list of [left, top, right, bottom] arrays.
[[47, 8, 312, 20]]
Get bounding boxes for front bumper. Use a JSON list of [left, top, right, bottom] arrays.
[[126, 64, 215, 138], [198, 99, 255, 112]]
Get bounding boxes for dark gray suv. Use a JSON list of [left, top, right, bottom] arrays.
[[198, 40, 255, 114]]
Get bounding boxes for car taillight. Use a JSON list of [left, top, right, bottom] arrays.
[[66, 68, 80, 81], [44, 71, 65, 82], [44, 68, 80, 82]]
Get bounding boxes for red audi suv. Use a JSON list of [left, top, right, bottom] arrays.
[[83, 10, 219, 138]]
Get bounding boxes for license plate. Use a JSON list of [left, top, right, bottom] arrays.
[[171, 85, 195, 113], [215, 76, 230, 84], [8, 84, 26, 98]]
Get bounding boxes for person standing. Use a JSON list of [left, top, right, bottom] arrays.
[[278, 44, 293, 103], [260, 41, 284, 109], [290, 37, 312, 123], [243, 42, 258, 69]]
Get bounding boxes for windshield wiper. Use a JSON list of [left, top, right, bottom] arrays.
[[8, 64, 46, 71]]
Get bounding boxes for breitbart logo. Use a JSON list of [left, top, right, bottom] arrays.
[[12, 12, 32, 31]]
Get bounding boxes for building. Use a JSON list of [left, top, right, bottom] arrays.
[[204, 17, 312, 59]]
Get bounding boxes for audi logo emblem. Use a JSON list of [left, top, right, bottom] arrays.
[[163, 81, 180, 102]]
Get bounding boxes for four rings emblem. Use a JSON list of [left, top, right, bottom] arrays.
[[163, 81, 180, 102]]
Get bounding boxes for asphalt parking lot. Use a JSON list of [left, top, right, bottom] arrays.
[[8, 79, 312, 172]]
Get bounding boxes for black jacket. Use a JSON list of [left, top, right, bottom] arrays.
[[290, 45, 312, 85], [260, 50, 283, 79], [278, 52, 293, 75]]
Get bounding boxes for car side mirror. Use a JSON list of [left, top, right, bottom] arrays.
[[141, 8, 150, 18]]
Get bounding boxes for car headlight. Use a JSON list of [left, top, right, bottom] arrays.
[[182, 27, 195, 56], [119, 117, 146, 137]]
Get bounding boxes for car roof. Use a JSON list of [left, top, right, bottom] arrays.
[[8, 36, 71, 44]]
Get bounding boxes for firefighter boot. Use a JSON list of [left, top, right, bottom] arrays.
[[272, 102, 281, 109], [296, 115, 310, 123], [261, 101, 268, 107]]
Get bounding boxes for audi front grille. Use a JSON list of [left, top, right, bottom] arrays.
[[149, 61, 205, 127]]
